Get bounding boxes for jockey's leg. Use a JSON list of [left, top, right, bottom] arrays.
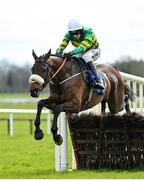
[[87, 61, 104, 90], [82, 48, 104, 90]]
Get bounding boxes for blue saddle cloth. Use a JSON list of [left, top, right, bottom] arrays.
[[75, 57, 105, 94]]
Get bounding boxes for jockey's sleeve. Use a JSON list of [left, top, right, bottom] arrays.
[[72, 31, 98, 55], [56, 33, 70, 53]]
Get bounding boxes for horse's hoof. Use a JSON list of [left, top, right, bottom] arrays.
[[54, 135, 63, 146], [34, 129, 44, 140]]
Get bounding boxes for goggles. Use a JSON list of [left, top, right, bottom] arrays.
[[69, 30, 82, 36]]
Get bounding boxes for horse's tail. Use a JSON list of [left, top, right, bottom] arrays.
[[124, 82, 135, 102]]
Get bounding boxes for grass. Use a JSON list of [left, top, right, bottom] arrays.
[[1, 93, 144, 178], [1, 130, 144, 179], [0, 133, 56, 179], [0, 92, 48, 99], [1, 131, 144, 179], [0, 92, 30, 99], [0, 121, 72, 179]]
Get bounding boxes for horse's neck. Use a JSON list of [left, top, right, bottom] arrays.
[[70, 59, 81, 75], [50, 57, 80, 76]]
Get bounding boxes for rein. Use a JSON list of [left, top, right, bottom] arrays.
[[50, 58, 67, 81], [50, 72, 84, 85]]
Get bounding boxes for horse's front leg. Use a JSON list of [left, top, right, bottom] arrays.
[[51, 101, 79, 146], [51, 107, 62, 145], [34, 99, 49, 140]]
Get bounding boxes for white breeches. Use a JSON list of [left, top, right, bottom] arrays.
[[74, 48, 101, 63]]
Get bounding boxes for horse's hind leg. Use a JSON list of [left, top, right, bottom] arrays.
[[101, 101, 106, 115], [107, 89, 125, 114], [124, 94, 131, 114], [124, 82, 134, 114]]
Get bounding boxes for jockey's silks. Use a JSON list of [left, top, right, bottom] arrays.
[[56, 27, 99, 55]]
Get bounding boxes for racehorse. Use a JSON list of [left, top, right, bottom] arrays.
[[29, 49, 134, 145]]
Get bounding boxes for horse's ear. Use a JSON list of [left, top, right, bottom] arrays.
[[32, 49, 38, 60], [44, 49, 51, 61]]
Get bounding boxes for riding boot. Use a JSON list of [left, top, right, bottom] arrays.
[[87, 61, 104, 90]]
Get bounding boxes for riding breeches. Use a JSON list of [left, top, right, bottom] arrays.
[[73, 48, 101, 63]]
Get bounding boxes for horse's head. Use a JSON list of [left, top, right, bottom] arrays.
[[29, 49, 51, 97]]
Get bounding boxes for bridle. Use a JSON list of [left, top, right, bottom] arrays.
[[33, 59, 49, 89]]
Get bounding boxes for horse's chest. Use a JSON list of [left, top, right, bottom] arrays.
[[51, 91, 69, 103]]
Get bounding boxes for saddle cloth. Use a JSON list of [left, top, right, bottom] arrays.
[[73, 57, 105, 94]]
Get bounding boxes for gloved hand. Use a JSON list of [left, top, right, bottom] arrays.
[[63, 52, 73, 59]]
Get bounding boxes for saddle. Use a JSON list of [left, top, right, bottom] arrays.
[[72, 57, 105, 94]]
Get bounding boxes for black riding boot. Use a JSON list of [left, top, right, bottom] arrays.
[[87, 61, 104, 90]]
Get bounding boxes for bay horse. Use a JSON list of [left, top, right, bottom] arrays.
[[29, 49, 134, 145]]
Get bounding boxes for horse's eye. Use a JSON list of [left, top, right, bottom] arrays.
[[48, 64, 52, 68]]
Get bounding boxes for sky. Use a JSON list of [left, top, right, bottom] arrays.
[[0, 0, 144, 66]]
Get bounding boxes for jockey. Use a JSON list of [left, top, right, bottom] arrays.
[[56, 19, 104, 90]]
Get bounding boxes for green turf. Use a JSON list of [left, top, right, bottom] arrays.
[[0, 92, 48, 99], [1, 130, 144, 179], [0, 120, 72, 179], [0, 93, 29, 98], [0, 118, 144, 178]]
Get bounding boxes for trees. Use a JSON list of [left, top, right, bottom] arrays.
[[0, 60, 31, 92], [114, 56, 144, 78]]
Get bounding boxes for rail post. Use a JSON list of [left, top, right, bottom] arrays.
[[55, 125, 61, 172], [47, 114, 51, 135], [55, 112, 68, 172], [60, 112, 68, 171], [9, 113, 14, 136]]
